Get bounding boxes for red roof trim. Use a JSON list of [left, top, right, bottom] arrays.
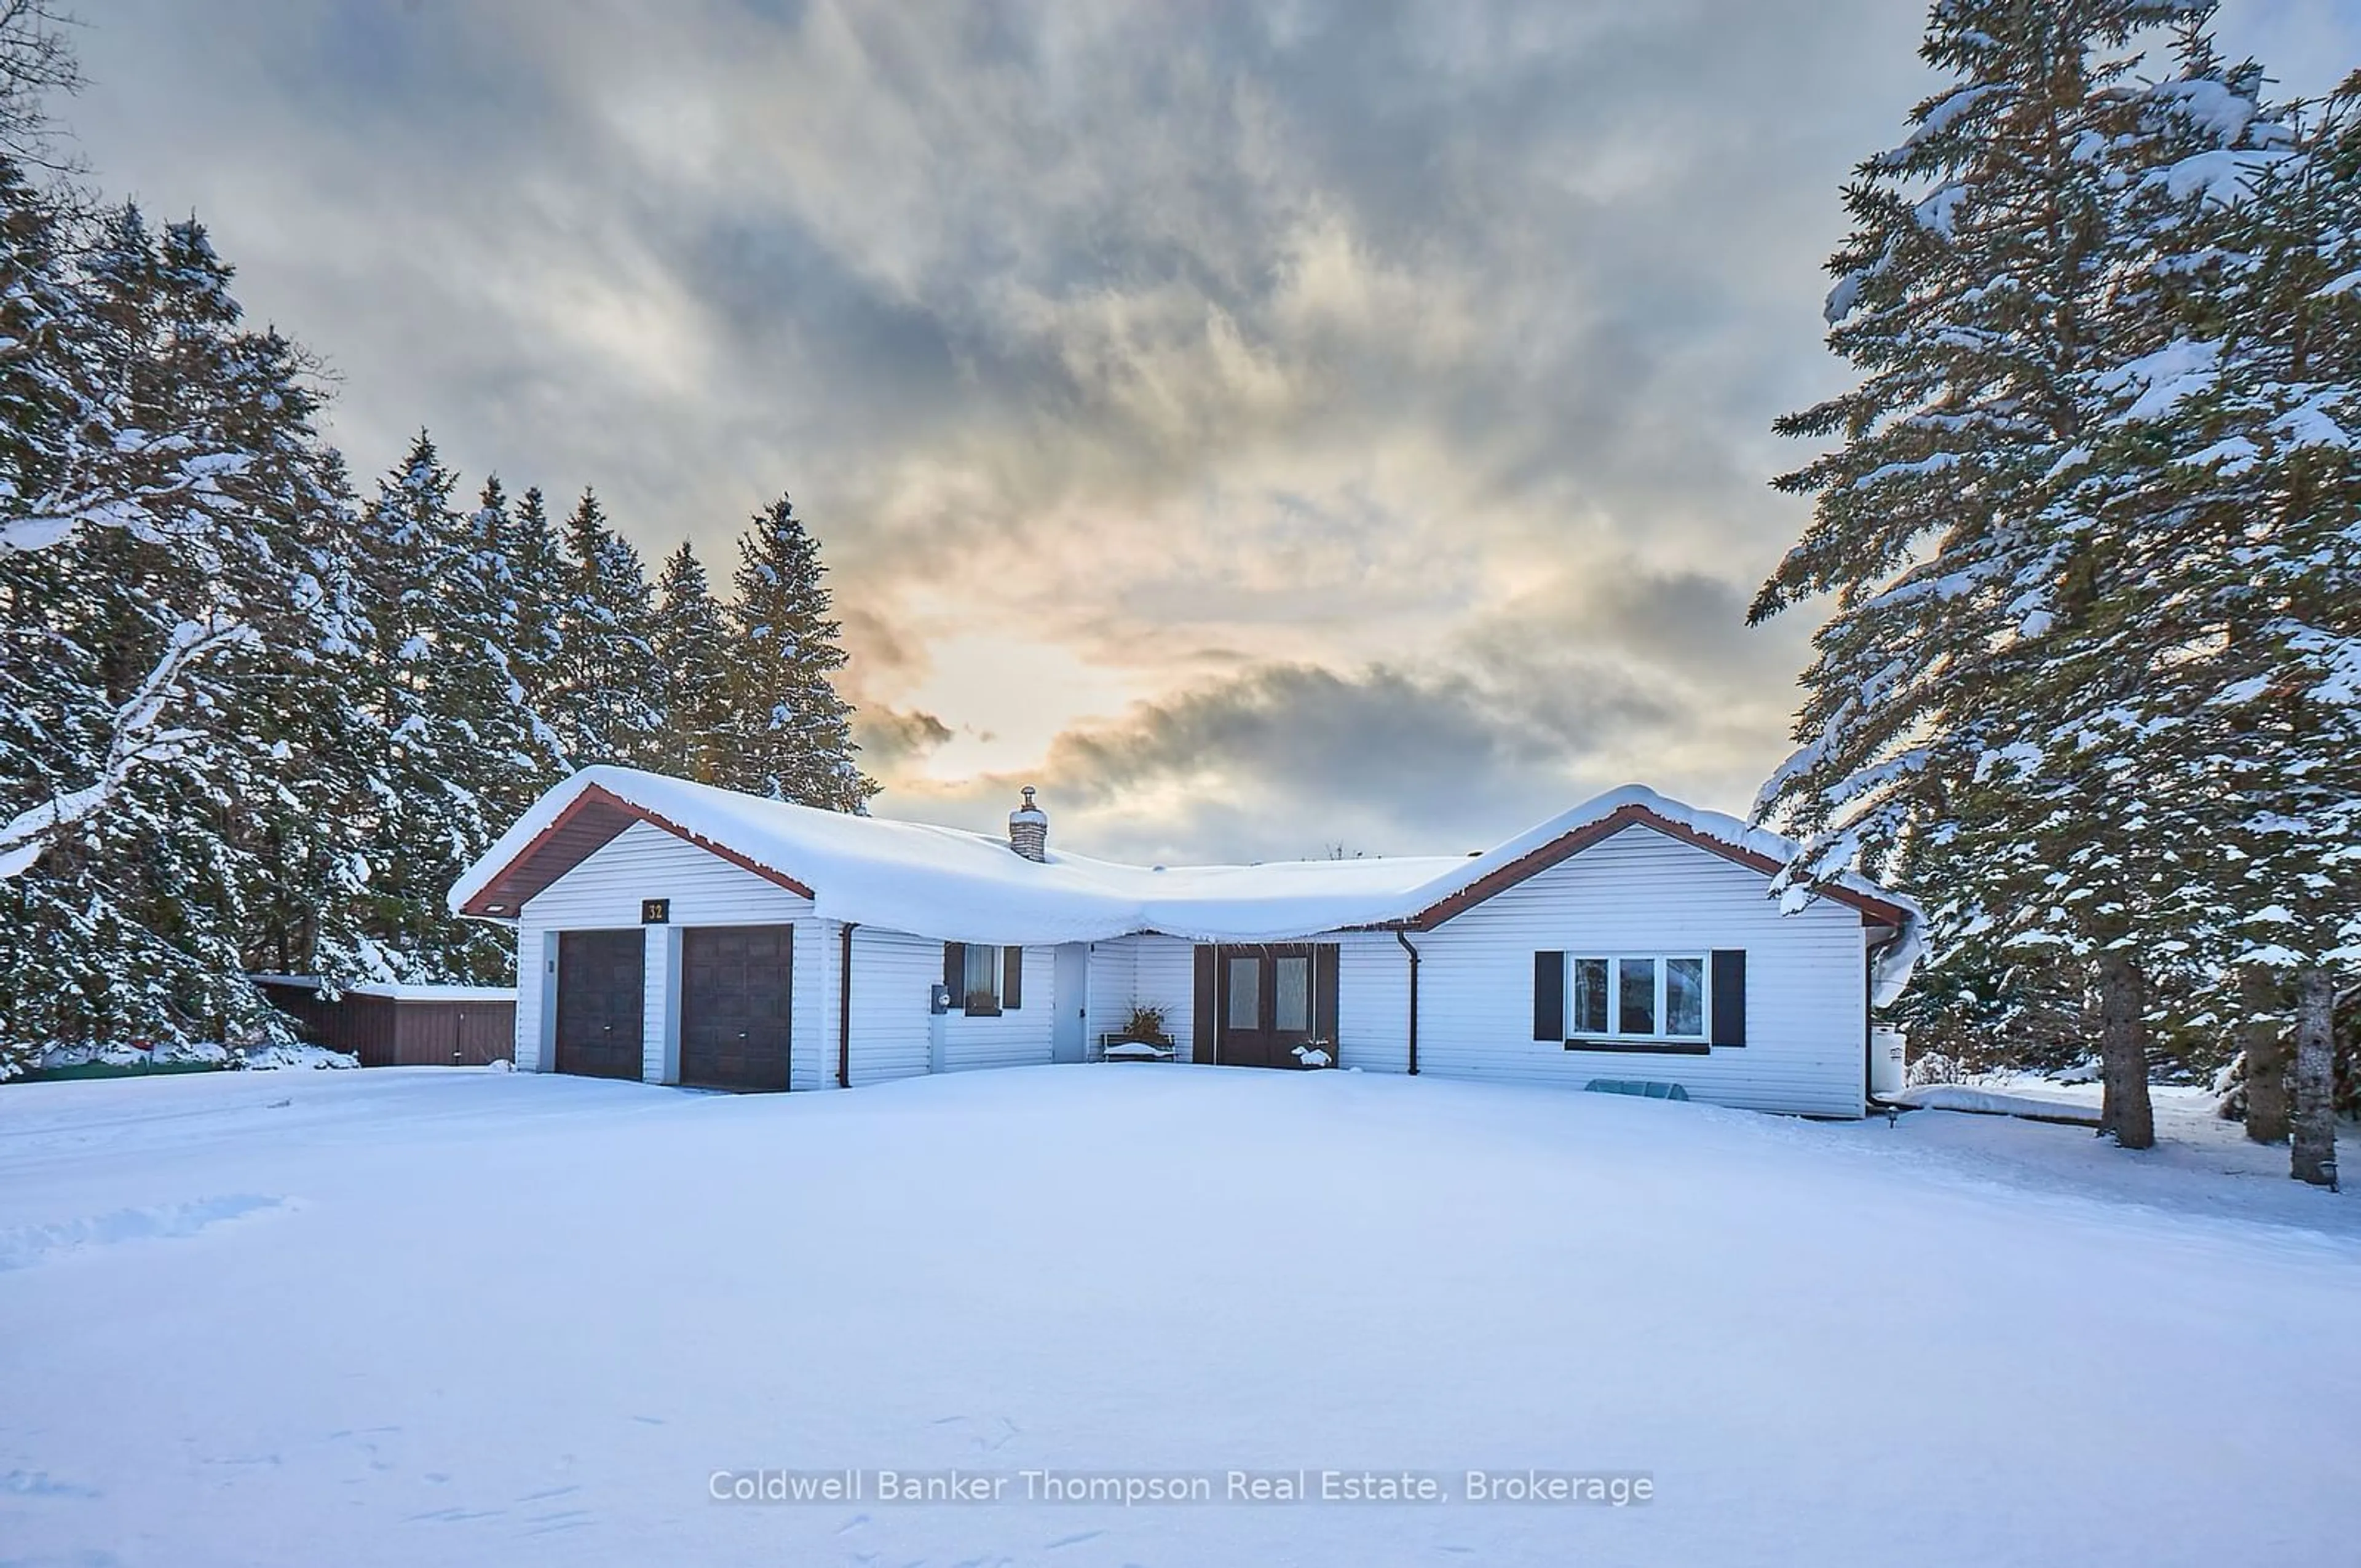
[[1407, 804, 1910, 931], [457, 783, 814, 918]]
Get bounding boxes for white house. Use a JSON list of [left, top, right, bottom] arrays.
[[448, 767, 1919, 1118]]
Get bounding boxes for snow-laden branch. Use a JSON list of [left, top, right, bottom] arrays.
[[0, 441, 254, 553], [0, 612, 255, 878]]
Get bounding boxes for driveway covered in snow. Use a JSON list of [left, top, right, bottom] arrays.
[[1, 1065, 2353, 1567]]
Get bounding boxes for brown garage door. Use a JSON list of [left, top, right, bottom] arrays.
[[554, 929, 646, 1079], [679, 925, 793, 1092], [391, 1001, 516, 1067]]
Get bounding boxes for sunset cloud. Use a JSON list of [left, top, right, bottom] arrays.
[[69, 0, 2359, 859]]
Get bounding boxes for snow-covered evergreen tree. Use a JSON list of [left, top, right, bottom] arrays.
[[1752, 0, 2257, 1146], [0, 199, 361, 1057], [344, 433, 512, 982], [1931, 26, 2303, 1144], [2088, 69, 2361, 1185], [451, 475, 567, 825], [231, 443, 381, 990], [651, 540, 734, 784], [496, 481, 569, 773], [548, 487, 662, 770], [722, 495, 873, 810]]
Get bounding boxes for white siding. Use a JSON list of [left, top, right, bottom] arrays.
[[1334, 930, 1412, 1073], [840, 933, 1061, 1080], [1129, 936, 1197, 1057], [791, 918, 840, 1092], [1084, 939, 1137, 1060], [844, 928, 936, 1085], [512, 821, 820, 1084], [504, 815, 1867, 1116], [941, 945, 1057, 1073], [1411, 824, 1868, 1117]]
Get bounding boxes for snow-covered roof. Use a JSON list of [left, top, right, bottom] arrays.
[[250, 975, 518, 1004], [449, 767, 1922, 1003]]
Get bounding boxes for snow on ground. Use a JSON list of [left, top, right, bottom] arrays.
[[0, 1066, 2354, 1568]]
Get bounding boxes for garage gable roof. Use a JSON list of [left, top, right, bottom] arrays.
[[453, 782, 815, 917]]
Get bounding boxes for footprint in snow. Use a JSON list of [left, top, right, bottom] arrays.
[[1045, 1530, 1105, 1549]]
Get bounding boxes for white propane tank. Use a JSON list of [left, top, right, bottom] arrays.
[[1869, 1026, 1908, 1098]]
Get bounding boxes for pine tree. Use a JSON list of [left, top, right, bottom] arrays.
[[723, 495, 874, 810], [2119, 73, 2361, 1186], [451, 475, 566, 825], [497, 482, 569, 771], [344, 433, 513, 982], [1752, 0, 2238, 1146], [651, 541, 734, 783], [1, 200, 360, 1055], [234, 443, 381, 989], [549, 487, 662, 769], [1936, 27, 2300, 1145], [0, 191, 256, 881]]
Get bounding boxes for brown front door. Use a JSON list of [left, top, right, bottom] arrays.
[[679, 925, 793, 1092], [554, 929, 646, 1079], [1216, 944, 1326, 1068]]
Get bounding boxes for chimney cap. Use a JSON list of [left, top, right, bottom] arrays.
[[1010, 785, 1047, 824]]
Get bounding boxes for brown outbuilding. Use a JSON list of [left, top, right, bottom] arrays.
[[253, 976, 516, 1069]]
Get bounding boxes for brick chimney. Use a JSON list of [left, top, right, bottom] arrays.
[[1008, 786, 1048, 862]]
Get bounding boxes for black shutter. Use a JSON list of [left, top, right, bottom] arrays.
[[1002, 946, 1023, 1009], [943, 942, 965, 1014], [1711, 950, 1746, 1047], [1192, 945, 1217, 1063], [1533, 951, 1564, 1041], [1315, 944, 1341, 1047]]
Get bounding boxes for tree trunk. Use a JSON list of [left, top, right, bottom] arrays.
[[2242, 966, 2291, 1144], [2096, 950, 2155, 1150], [2290, 966, 2339, 1190]]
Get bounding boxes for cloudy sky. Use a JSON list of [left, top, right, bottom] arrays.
[[63, 0, 2361, 864]]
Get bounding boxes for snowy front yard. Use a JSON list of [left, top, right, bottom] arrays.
[[1, 1066, 2354, 1567]]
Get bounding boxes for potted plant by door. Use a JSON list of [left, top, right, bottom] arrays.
[[1102, 1004, 1176, 1062]]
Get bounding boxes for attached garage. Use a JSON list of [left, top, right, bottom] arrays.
[[679, 924, 793, 1092], [553, 929, 646, 1080]]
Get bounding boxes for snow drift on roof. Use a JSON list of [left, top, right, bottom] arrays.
[[251, 975, 518, 1004], [448, 767, 1921, 1001]]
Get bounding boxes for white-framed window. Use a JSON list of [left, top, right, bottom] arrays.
[[1568, 955, 1707, 1041]]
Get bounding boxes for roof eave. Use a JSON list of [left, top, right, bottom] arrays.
[[1403, 803, 1912, 931]]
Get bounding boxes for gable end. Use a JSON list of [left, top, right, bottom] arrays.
[[456, 784, 816, 918], [1407, 805, 1907, 931]]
